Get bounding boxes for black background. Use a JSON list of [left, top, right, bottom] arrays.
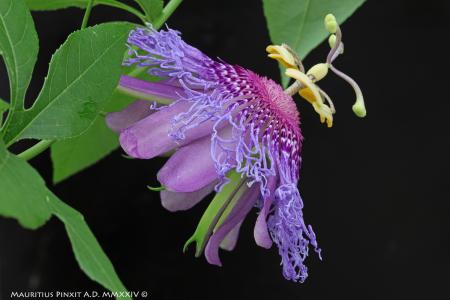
[[1, 0, 450, 299]]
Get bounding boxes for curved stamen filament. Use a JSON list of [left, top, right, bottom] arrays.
[[282, 43, 305, 72], [284, 80, 304, 96], [318, 87, 335, 114]]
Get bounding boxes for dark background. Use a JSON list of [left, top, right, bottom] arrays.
[[1, 0, 450, 299]]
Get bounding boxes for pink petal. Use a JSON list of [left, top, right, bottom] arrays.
[[119, 100, 215, 159], [254, 175, 278, 249], [106, 100, 153, 133], [160, 181, 216, 212], [119, 75, 184, 100], [157, 135, 217, 193], [157, 126, 235, 192], [219, 221, 243, 251]]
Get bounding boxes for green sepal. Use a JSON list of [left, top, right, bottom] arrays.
[[214, 182, 247, 231], [183, 170, 242, 257]]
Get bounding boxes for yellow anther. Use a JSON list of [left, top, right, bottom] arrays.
[[299, 87, 316, 104], [286, 68, 333, 127], [328, 34, 336, 48], [313, 101, 334, 127], [324, 13, 338, 34], [306, 63, 329, 82], [285, 68, 321, 100], [266, 45, 297, 69]]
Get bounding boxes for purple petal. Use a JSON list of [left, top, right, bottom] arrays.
[[204, 183, 260, 266], [160, 181, 216, 212], [219, 221, 242, 251], [119, 100, 214, 159], [157, 135, 218, 192], [254, 175, 278, 249], [119, 75, 184, 100], [106, 100, 153, 133]]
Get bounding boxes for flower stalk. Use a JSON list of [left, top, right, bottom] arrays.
[[153, 0, 184, 29]]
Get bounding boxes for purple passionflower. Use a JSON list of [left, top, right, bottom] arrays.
[[107, 14, 365, 283]]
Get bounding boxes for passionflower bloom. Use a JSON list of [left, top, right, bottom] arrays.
[[107, 14, 366, 282]]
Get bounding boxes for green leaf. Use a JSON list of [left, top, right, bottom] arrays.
[[25, 0, 90, 10], [25, 0, 147, 23], [51, 91, 135, 183], [134, 0, 163, 22], [47, 195, 132, 300], [0, 0, 38, 129], [2, 22, 133, 145], [51, 116, 118, 183], [50, 69, 161, 183], [0, 141, 52, 229], [262, 0, 365, 87], [0, 141, 131, 298], [26, 0, 118, 10]]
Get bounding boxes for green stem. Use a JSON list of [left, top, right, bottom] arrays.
[[153, 0, 183, 29], [17, 140, 55, 161], [81, 0, 95, 29]]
